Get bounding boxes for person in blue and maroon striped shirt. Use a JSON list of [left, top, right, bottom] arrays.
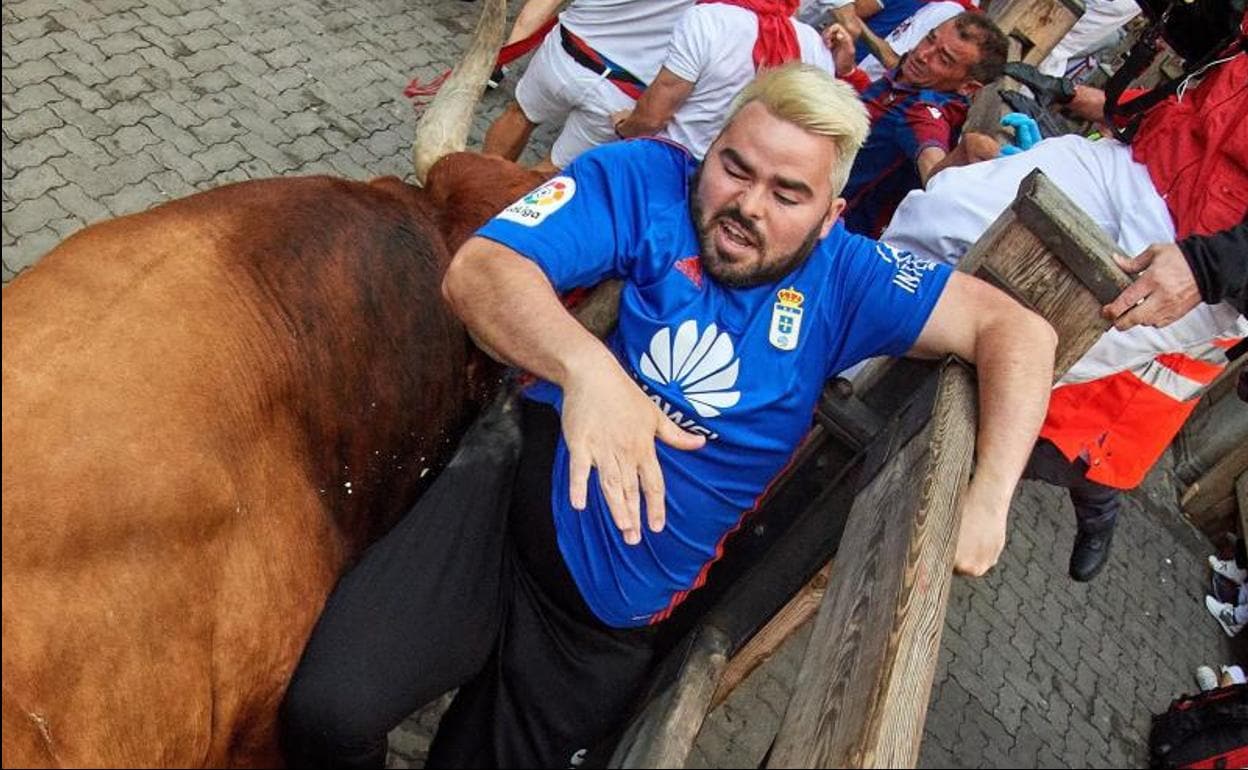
[[825, 12, 1007, 237]]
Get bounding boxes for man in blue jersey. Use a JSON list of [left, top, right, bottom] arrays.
[[280, 63, 1056, 769]]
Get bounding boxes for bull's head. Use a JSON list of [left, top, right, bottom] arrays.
[[411, 0, 507, 185]]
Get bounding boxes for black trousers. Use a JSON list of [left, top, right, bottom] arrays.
[[1023, 438, 1121, 533], [280, 400, 657, 769]]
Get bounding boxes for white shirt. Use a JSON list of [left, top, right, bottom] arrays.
[[657, 4, 836, 158], [560, 0, 697, 85], [858, 1, 968, 82]]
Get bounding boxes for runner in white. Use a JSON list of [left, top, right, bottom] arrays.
[[482, 0, 694, 170], [611, 4, 837, 159]]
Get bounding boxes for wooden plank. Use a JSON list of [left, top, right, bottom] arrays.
[[1237, 472, 1247, 542], [1185, 492, 1238, 540], [959, 170, 1130, 377], [710, 563, 832, 712], [1173, 378, 1248, 485], [1182, 440, 1248, 523], [986, 0, 1084, 65], [608, 626, 732, 769], [768, 362, 977, 768]]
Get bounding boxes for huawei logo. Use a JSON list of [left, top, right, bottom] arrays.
[[638, 320, 740, 418]]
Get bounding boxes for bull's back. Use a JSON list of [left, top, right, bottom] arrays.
[[2, 176, 472, 767]]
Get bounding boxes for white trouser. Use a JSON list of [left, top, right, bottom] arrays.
[[514, 24, 637, 168]]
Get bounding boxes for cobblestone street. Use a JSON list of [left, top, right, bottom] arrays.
[[2, 1, 1240, 767]]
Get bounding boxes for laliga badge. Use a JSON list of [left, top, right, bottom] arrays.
[[497, 176, 576, 226], [769, 287, 804, 351]]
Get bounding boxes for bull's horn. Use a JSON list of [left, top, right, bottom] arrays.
[[412, 0, 508, 185]]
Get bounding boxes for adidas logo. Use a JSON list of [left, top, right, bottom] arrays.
[[638, 320, 740, 418]]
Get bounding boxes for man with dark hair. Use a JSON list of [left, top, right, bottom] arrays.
[[825, 12, 1008, 237]]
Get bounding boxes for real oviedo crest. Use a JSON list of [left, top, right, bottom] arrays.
[[769, 286, 804, 351]]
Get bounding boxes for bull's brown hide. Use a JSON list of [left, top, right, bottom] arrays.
[[1, 155, 546, 768]]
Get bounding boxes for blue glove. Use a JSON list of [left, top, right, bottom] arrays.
[[999, 112, 1041, 156]]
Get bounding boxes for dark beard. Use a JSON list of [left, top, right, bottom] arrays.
[[689, 166, 826, 288]]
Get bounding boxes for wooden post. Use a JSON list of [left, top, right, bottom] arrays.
[[1174, 357, 1248, 486], [609, 626, 733, 769], [710, 563, 832, 711], [958, 169, 1130, 377], [767, 171, 1129, 768], [768, 362, 977, 768], [1182, 441, 1248, 539]]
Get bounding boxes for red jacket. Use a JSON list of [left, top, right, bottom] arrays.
[[1040, 52, 1248, 489]]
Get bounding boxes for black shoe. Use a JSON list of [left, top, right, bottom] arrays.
[[487, 66, 507, 90], [1069, 526, 1114, 582]]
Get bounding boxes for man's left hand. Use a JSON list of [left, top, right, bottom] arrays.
[[1102, 243, 1201, 330], [953, 480, 1009, 576], [821, 22, 857, 76]]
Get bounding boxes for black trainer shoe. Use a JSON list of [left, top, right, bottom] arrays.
[[1069, 526, 1114, 582], [487, 66, 507, 90]]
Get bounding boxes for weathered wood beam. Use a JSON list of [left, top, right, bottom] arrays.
[[709, 562, 832, 712], [767, 172, 1129, 768], [1182, 440, 1248, 533], [986, 0, 1084, 65], [609, 626, 733, 768], [1237, 472, 1248, 543], [768, 361, 977, 768], [959, 169, 1130, 377], [1174, 358, 1248, 485]]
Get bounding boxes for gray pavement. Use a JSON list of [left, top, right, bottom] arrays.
[[2, 1, 1240, 767]]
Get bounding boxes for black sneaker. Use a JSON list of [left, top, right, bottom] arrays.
[[487, 66, 507, 90]]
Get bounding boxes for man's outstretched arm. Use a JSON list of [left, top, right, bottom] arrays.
[[443, 237, 705, 545], [907, 272, 1057, 576]]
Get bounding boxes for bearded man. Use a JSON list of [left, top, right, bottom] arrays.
[[280, 63, 1055, 769]]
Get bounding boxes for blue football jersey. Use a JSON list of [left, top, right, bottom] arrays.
[[476, 139, 951, 627]]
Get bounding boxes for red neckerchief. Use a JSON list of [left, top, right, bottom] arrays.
[[699, 0, 801, 69]]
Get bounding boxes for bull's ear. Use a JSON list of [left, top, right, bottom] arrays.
[[412, 0, 508, 185]]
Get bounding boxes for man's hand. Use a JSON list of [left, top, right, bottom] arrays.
[[560, 361, 705, 545], [1102, 243, 1201, 330], [919, 131, 999, 185], [821, 22, 857, 77], [1061, 84, 1107, 124], [953, 478, 1010, 576], [610, 109, 632, 138]]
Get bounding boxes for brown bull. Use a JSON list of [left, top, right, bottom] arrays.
[[1, 0, 544, 765]]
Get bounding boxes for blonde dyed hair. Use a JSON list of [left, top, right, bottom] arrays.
[[725, 63, 870, 196]]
